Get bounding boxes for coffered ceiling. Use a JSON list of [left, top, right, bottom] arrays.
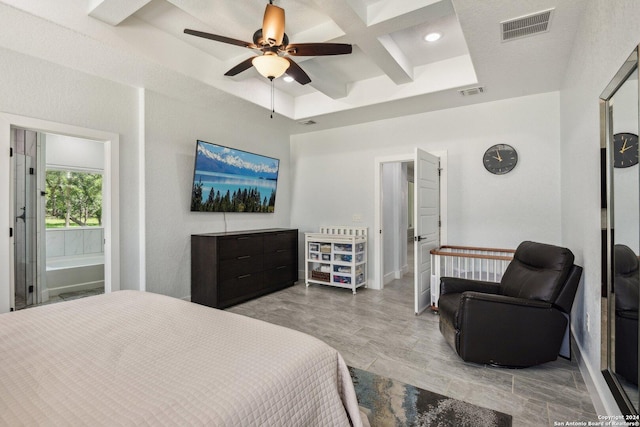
[[0, 0, 587, 133]]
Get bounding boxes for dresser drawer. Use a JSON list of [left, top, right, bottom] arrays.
[[219, 256, 264, 281], [264, 266, 296, 287], [263, 250, 293, 270], [218, 272, 265, 306], [263, 231, 296, 252], [218, 235, 264, 260]]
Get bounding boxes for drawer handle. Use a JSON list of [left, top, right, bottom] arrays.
[[238, 274, 251, 279], [276, 265, 287, 270], [237, 255, 251, 260], [237, 237, 250, 240], [276, 249, 287, 253]]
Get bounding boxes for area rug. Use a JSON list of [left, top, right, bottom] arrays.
[[349, 367, 512, 427]]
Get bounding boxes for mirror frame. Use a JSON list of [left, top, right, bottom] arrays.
[[600, 45, 639, 416]]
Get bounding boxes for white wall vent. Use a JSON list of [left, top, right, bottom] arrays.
[[458, 86, 484, 96], [298, 119, 317, 125], [501, 9, 554, 42]]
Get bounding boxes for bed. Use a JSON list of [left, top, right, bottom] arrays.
[[0, 291, 365, 426]]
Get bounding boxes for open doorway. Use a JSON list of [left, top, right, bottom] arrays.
[[12, 130, 107, 309], [381, 161, 415, 310], [374, 150, 447, 314], [41, 133, 106, 305], [1, 113, 121, 313], [381, 161, 414, 286]]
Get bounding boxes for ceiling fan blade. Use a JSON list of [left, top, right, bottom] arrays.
[[262, 3, 285, 46], [284, 58, 311, 85], [225, 57, 258, 76], [285, 43, 353, 56], [184, 29, 257, 49]]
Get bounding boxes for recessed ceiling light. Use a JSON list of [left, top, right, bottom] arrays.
[[424, 32, 442, 42], [283, 76, 294, 83]]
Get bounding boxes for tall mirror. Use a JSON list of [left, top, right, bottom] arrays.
[[601, 46, 640, 415]]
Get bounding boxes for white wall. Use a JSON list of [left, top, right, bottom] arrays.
[[290, 92, 562, 282], [0, 47, 141, 312], [559, 0, 640, 414], [45, 134, 104, 171], [144, 90, 292, 299]]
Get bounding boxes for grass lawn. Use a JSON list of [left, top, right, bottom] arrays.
[[45, 217, 101, 228]]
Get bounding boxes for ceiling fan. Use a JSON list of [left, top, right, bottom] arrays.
[[184, 0, 352, 85]]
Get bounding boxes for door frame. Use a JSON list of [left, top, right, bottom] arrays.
[[1, 113, 120, 313], [373, 150, 447, 291]]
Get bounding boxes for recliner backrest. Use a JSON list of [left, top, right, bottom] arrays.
[[500, 241, 575, 304], [614, 244, 639, 312]]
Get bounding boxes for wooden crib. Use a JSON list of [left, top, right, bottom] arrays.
[[430, 245, 515, 307]]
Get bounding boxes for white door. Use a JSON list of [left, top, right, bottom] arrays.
[[414, 148, 440, 314]]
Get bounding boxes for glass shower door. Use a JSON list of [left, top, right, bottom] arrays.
[[12, 128, 38, 310]]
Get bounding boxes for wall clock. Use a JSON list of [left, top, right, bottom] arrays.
[[483, 144, 518, 175], [613, 132, 639, 168]]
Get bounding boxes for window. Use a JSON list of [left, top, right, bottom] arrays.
[[45, 170, 102, 228]]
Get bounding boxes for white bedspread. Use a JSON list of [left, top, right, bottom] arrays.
[[0, 291, 364, 426]]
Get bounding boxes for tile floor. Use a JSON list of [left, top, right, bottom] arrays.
[[18, 286, 104, 309], [228, 274, 598, 426]]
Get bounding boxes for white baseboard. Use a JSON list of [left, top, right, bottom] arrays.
[[401, 264, 409, 276], [383, 271, 396, 285]]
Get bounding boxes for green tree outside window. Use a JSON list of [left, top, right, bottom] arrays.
[[45, 170, 102, 228]]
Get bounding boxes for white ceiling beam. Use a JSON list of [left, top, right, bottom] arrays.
[[344, 0, 367, 24], [367, 0, 456, 36], [313, 0, 413, 85], [354, 35, 413, 84], [88, 0, 152, 26], [303, 62, 349, 99], [367, 0, 443, 26], [376, 35, 413, 83], [309, 0, 457, 85]]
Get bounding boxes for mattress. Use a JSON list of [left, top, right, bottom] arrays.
[[0, 291, 364, 426]]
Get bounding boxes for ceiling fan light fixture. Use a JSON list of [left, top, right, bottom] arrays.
[[283, 75, 294, 83], [252, 53, 290, 79], [424, 32, 442, 42]]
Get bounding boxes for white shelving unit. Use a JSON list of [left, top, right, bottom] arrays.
[[304, 226, 367, 294]]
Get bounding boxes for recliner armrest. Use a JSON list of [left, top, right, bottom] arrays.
[[462, 291, 552, 309], [440, 277, 500, 296]]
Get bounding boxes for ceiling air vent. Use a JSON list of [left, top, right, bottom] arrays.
[[459, 86, 484, 96], [501, 8, 554, 42], [298, 119, 317, 126]]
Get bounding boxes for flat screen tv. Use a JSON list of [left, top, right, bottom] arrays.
[[190, 140, 280, 213]]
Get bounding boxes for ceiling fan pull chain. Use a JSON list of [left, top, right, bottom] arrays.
[[270, 77, 275, 119]]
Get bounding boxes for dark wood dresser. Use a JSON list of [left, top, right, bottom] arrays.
[[191, 228, 298, 309]]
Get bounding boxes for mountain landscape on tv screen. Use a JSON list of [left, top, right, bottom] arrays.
[[191, 141, 279, 213], [195, 142, 278, 180]]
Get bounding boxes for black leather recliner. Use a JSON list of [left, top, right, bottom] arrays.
[[614, 244, 639, 385], [438, 241, 583, 367]]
